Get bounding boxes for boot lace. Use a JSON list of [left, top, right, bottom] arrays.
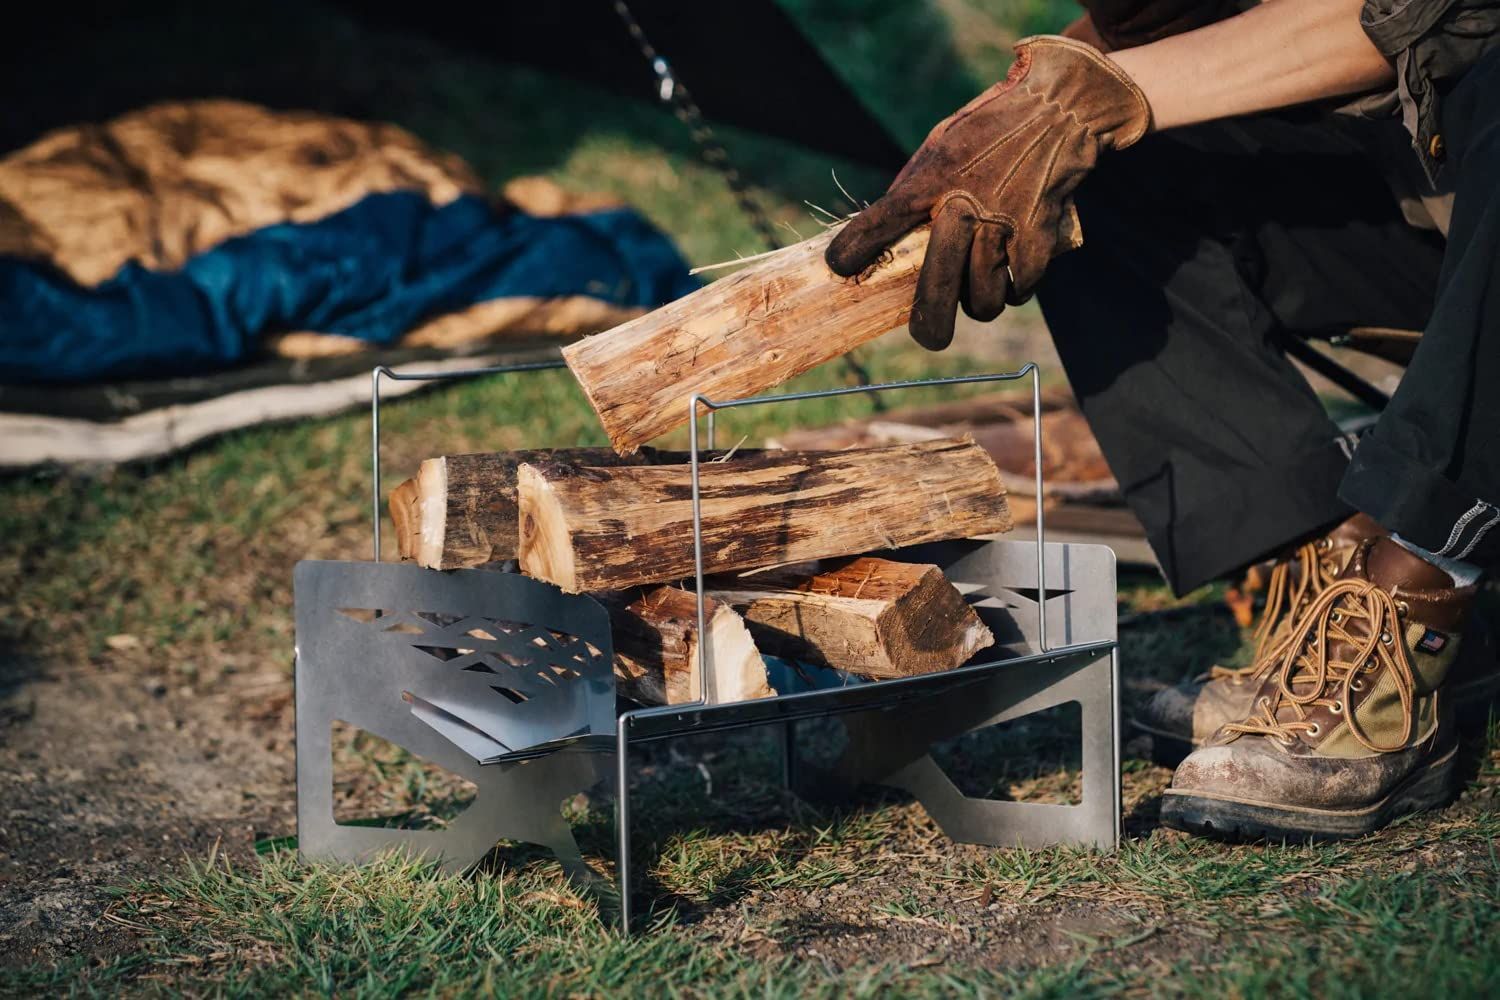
[[1220, 579, 1418, 753], [1207, 538, 1343, 683]]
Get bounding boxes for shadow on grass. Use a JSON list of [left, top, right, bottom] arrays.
[[503, 714, 1100, 922]]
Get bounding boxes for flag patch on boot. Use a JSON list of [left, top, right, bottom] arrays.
[[1417, 629, 1449, 654]]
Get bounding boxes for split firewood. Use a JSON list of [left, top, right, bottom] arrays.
[[709, 556, 994, 679], [602, 586, 773, 705], [516, 436, 1011, 592], [394, 447, 757, 570], [396, 449, 637, 570], [388, 477, 423, 562], [563, 225, 931, 453]]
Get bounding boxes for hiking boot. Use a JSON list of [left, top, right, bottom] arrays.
[[1133, 514, 1386, 756], [1160, 537, 1477, 840]]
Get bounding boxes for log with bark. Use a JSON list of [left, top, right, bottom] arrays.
[[392, 447, 756, 570], [516, 436, 1011, 592], [709, 556, 993, 679], [603, 585, 773, 705], [392, 449, 631, 570], [562, 225, 931, 453]]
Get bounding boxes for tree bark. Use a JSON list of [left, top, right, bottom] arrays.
[[516, 436, 1011, 592], [709, 557, 994, 679], [562, 225, 931, 453], [398, 450, 631, 570], [603, 586, 773, 705]]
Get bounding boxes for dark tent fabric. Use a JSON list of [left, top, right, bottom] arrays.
[[3, 2, 910, 170], [1, 193, 697, 383]]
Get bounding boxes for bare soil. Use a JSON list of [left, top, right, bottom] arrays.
[[0, 649, 294, 967]]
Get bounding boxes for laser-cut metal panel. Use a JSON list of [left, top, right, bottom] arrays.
[[297, 562, 614, 758], [835, 646, 1118, 849], [293, 560, 614, 873]]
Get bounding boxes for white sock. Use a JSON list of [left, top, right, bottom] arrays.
[[1392, 534, 1484, 587]]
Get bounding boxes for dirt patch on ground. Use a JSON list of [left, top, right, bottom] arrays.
[[0, 651, 293, 967]]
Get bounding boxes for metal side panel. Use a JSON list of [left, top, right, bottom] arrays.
[[832, 645, 1118, 849], [293, 560, 612, 875]]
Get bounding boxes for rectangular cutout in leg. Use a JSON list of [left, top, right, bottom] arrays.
[[928, 701, 1083, 805]]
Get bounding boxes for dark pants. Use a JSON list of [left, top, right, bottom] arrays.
[[1037, 51, 1500, 594]]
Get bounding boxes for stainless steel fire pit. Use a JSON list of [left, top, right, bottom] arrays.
[[293, 361, 1121, 930]]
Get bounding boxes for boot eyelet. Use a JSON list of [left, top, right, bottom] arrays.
[[1395, 600, 1410, 619], [1381, 631, 1393, 645], [1306, 723, 1321, 737], [1331, 611, 1344, 624], [1351, 680, 1366, 692], [1331, 701, 1344, 714]]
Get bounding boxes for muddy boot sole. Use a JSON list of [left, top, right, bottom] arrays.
[[1159, 745, 1457, 842]]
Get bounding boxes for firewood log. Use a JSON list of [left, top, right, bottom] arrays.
[[562, 225, 931, 453], [603, 586, 772, 705], [516, 436, 1010, 592], [708, 556, 994, 679], [391, 447, 762, 570], [388, 477, 423, 562]]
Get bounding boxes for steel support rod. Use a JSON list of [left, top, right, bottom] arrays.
[[368, 358, 567, 561], [615, 712, 634, 932], [1032, 364, 1048, 652]]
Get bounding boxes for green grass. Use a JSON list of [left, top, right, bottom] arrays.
[[9, 811, 1498, 997], [4, 1, 1498, 995]]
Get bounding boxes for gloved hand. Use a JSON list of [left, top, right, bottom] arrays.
[[824, 36, 1151, 350]]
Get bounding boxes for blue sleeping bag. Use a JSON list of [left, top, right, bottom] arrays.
[[0, 191, 698, 383]]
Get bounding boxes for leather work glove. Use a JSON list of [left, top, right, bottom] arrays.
[[824, 36, 1151, 350]]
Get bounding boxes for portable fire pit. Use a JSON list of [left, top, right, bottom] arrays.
[[293, 360, 1121, 930]]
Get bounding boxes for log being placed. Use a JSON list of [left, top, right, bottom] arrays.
[[604, 586, 773, 705], [710, 557, 993, 679], [516, 436, 1011, 592], [562, 225, 931, 453]]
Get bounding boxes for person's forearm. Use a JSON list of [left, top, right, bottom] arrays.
[[1108, 0, 1394, 131]]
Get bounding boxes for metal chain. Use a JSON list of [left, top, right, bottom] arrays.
[[611, 0, 882, 403], [612, 0, 783, 251]]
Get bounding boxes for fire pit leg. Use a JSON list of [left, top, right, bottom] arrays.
[[614, 711, 638, 933], [828, 643, 1119, 849], [293, 560, 617, 877]]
